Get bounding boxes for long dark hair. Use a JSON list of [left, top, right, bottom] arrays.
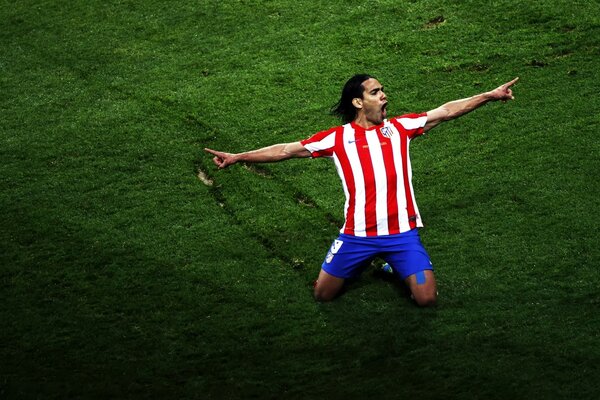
[[331, 74, 374, 124]]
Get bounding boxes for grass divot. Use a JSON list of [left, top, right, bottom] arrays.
[[424, 15, 445, 29], [197, 168, 213, 186], [295, 192, 316, 207]]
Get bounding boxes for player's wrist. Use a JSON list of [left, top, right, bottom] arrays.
[[226, 153, 241, 164]]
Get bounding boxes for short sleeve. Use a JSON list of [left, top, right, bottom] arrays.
[[300, 126, 338, 158], [392, 113, 428, 139]]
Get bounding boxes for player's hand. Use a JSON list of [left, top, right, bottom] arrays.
[[204, 148, 238, 169], [488, 77, 519, 102]]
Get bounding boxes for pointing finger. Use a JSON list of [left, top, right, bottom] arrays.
[[504, 77, 519, 88], [204, 148, 221, 157]]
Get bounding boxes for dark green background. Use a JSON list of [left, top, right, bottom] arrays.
[[1, 0, 598, 398]]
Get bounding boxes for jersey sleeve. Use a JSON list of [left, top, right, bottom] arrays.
[[300, 126, 338, 158], [392, 113, 428, 139]]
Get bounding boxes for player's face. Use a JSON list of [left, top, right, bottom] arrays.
[[359, 78, 388, 125]]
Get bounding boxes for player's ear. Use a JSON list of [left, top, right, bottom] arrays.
[[352, 98, 363, 109]]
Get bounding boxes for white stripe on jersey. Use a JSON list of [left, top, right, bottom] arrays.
[[390, 130, 412, 232], [343, 125, 367, 237], [332, 154, 350, 234], [365, 129, 389, 236], [404, 142, 423, 228], [303, 131, 335, 155], [397, 115, 428, 131]]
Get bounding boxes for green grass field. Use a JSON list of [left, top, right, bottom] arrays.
[[1, 0, 599, 398]]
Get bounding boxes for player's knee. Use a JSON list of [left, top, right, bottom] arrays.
[[313, 286, 336, 302], [414, 291, 437, 307], [312, 274, 344, 302]]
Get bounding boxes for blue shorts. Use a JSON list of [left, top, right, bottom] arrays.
[[322, 229, 433, 280]]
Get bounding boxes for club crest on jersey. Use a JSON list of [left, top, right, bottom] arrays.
[[380, 126, 394, 138]]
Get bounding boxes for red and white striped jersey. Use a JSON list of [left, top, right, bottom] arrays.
[[301, 113, 428, 237]]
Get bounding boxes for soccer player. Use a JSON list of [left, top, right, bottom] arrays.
[[205, 75, 518, 306]]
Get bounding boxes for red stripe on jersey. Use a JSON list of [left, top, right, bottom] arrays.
[[354, 126, 378, 236], [377, 127, 400, 235], [391, 119, 417, 230], [333, 127, 356, 235]]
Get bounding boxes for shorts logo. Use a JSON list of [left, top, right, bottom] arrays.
[[331, 239, 343, 254], [326, 239, 343, 264], [381, 126, 394, 138], [326, 251, 334, 263]]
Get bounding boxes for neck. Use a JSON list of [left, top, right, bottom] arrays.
[[353, 115, 380, 129]]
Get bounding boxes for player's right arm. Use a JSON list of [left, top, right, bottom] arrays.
[[204, 142, 311, 169]]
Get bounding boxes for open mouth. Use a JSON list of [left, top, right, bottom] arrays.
[[381, 102, 388, 118]]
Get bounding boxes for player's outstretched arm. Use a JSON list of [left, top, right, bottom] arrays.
[[424, 77, 518, 132], [204, 141, 311, 169]]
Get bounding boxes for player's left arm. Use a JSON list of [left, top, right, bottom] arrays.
[[424, 77, 518, 132]]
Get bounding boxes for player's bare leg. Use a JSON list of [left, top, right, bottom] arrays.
[[313, 269, 345, 302], [405, 270, 437, 307]]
